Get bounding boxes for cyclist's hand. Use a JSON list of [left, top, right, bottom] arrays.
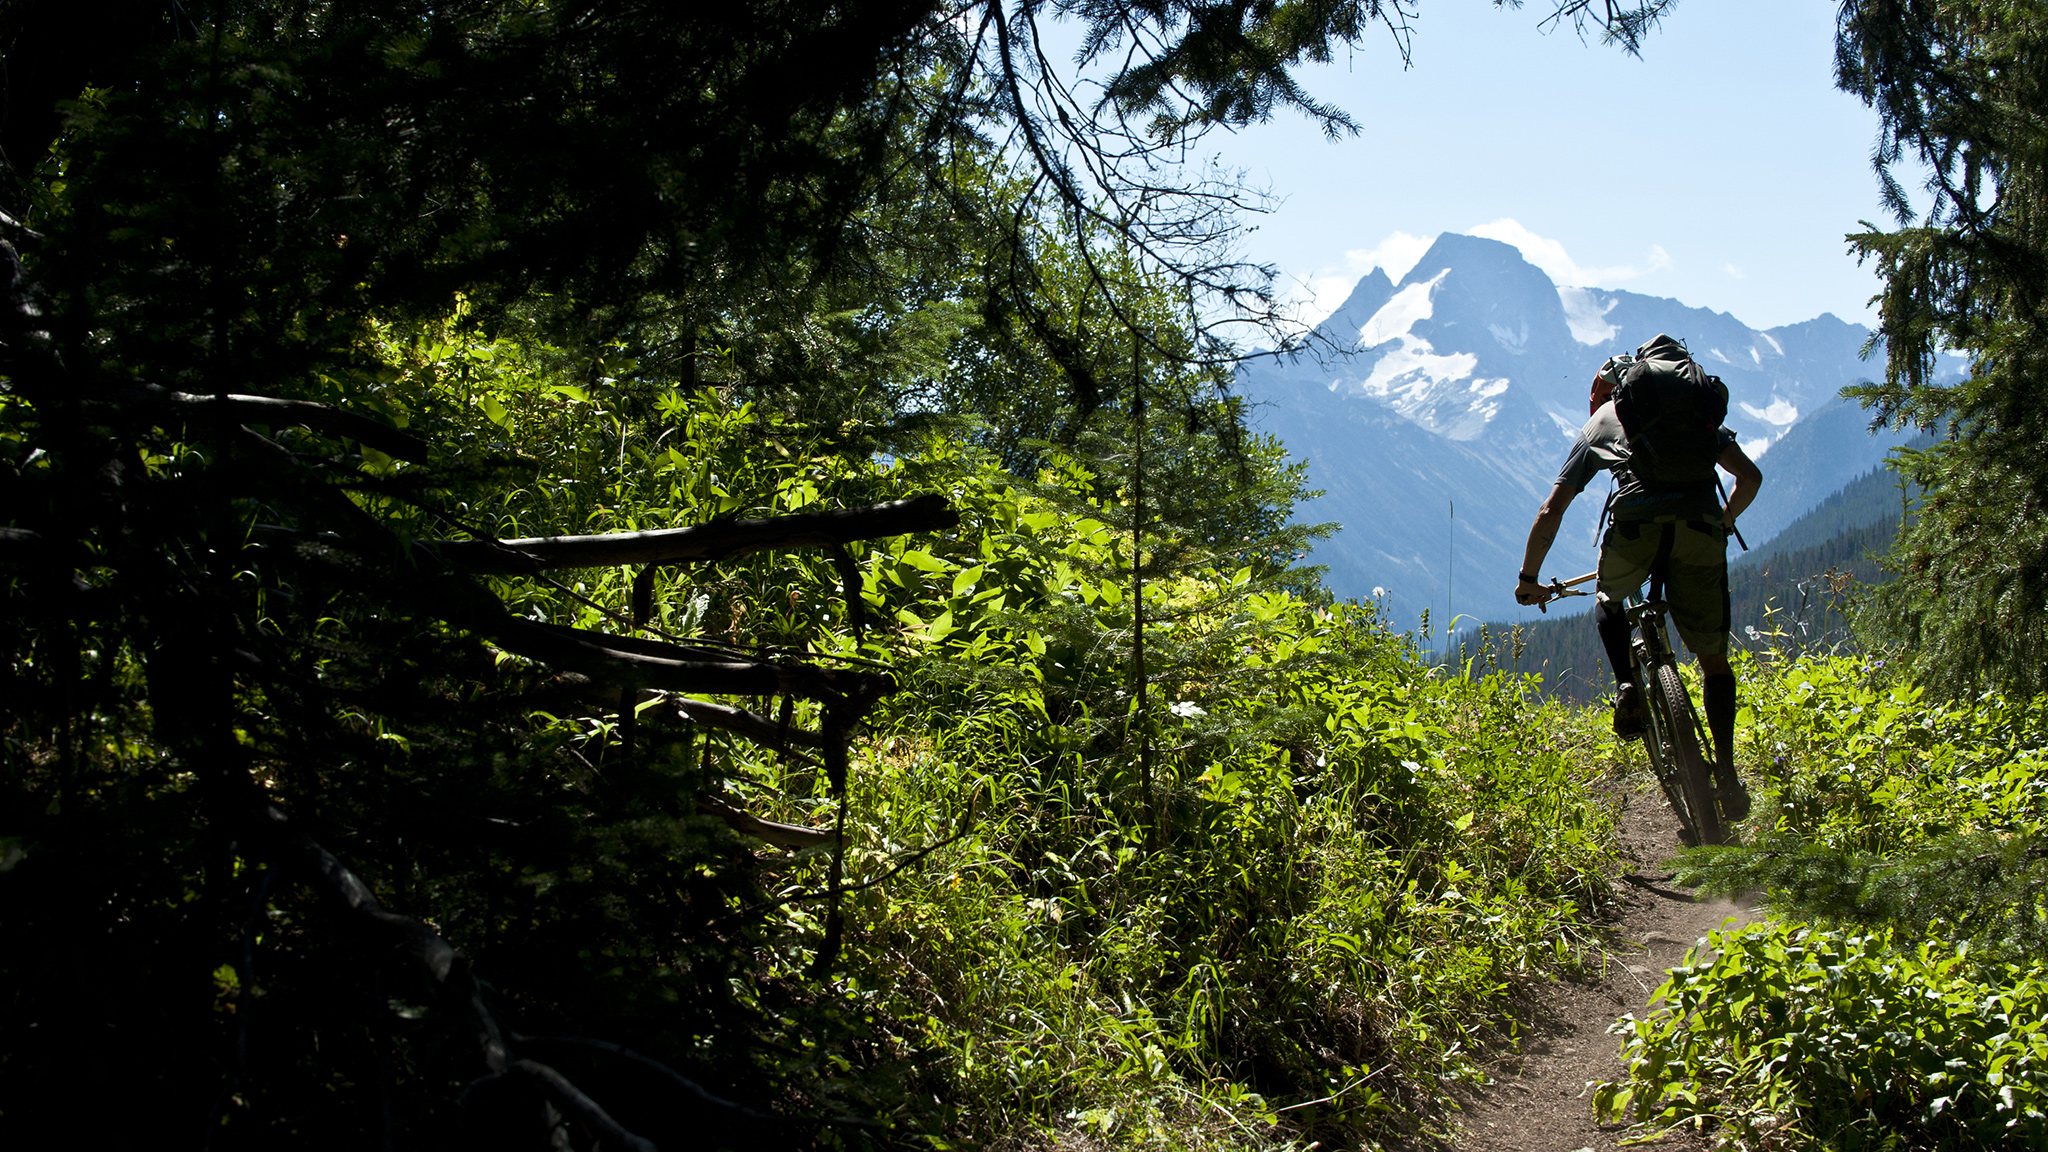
[[1515, 577, 1547, 607]]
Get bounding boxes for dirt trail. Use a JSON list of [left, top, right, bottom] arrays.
[[1454, 782, 1753, 1152]]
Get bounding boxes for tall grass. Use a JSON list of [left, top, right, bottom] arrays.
[[729, 459, 1623, 1149]]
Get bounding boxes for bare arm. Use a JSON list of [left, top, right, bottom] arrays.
[[1515, 483, 1578, 604], [1719, 441, 1762, 528]]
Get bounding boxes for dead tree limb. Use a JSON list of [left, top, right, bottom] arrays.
[[431, 494, 957, 572], [697, 794, 837, 850], [248, 528, 898, 709], [84, 381, 433, 463], [502, 1061, 656, 1152], [241, 790, 669, 1147], [488, 618, 894, 704], [246, 799, 514, 1076], [512, 1035, 885, 1132], [672, 696, 827, 750], [0, 525, 39, 559]]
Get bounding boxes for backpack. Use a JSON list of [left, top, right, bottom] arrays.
[[1611, 334, 1728, 490]]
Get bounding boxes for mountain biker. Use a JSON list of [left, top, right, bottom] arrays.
[[1511, 333, 1762, 820]]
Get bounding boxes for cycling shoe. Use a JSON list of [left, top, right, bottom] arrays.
[[1612, 682, 1647, 739], [1718, 767, 1751, 821]]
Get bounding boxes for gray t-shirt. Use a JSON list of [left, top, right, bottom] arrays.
[[1557, 403, 1735, 522]]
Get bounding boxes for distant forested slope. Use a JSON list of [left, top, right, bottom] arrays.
[[1738, 448, 1923, 569]]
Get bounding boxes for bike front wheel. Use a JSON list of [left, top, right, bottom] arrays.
[[1653, 663, 1724, 846]]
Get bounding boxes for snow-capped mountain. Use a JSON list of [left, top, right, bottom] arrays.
[[1243, 233, 1923, 632]]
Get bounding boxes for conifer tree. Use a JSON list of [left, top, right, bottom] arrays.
[[1838, 0, 2048, 696]]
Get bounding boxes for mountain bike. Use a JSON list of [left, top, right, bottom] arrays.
[[1536, 571, 1726, 847]]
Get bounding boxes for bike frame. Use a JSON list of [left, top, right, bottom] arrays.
[[1536, 571, 1723, 846]]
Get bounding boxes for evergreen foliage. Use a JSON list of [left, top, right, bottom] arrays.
[[1837, 0, 2048, 698]]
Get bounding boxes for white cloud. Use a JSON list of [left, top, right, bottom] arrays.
[[1349, 231, 1436, 283], [1277, 230, 1437, 327], [1468, 218, 1671, 287], [1725, 263, 1746, 279]]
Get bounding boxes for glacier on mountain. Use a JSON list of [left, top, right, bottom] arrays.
[[1357, 275, 1439, 346], [1557, 286, 1619, 345], [1739, 398, 1800, 427], [1334, 270, 1511, 441]]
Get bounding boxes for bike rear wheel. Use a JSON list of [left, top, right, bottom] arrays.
[[1653, 663, 1723, 846], [1638, 673, 1698, 846]]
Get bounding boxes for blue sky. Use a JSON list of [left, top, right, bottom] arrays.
[[1191, 0, 1892, 333]]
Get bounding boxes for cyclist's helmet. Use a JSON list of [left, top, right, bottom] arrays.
[[1597, 354, 1634, 388], [1591, 353, 1633, 413]]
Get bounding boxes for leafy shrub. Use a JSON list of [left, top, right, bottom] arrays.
[[1740, 655, 2048, 855], [1596, 922, 2048, 1150], [739, 459, 1626, 1148], [1680, 653, 2048, 958], [1, 313, 1626, 1149], [1608, 654, 2048, 1148]]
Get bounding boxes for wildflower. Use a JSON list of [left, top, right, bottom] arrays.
[[1168, 701, 1207, 719]]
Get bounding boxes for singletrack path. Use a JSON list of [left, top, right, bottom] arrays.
[[1454, 779, 1753, 1152]]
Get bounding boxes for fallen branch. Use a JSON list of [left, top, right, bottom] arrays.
[[672, 696, 828, 750], [489, 617, 895, 705], [252, 527, 896, 708], [709, 791, 982, 934], [697, 794, 838, 850], [247, 799, 512, 1075], [0, 525, 40, 560], [503, 1060, 655, 1152], [431, 494, 957, 572], [513, 1035, 885, 1132], [88, 381, 432, 463]]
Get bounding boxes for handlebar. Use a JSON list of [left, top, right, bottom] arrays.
[[1528, 570, 1596, 614]]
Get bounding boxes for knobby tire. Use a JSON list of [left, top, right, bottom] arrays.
[[1654, 663, 1723, 846], [1638, 668, 1696, 846]]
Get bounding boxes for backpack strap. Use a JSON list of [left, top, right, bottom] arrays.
[[1714, 477, 1749, 552]]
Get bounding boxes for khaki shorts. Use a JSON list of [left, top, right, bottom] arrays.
[[1597, 516, 1730, 658]]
